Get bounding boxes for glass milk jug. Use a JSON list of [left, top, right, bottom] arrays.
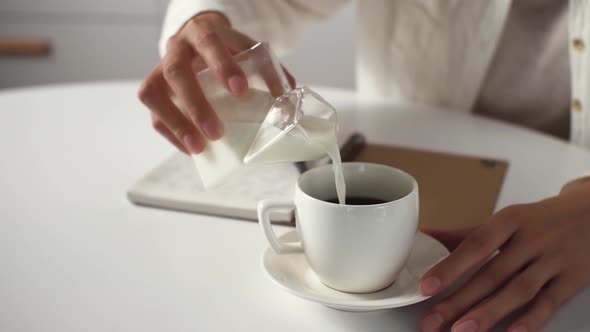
[[193, 42, 338, 188]]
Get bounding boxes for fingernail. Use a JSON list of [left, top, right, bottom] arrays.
[[510, 326, 528, 332], [420, 276, 441, 295], [228, 75, 247, 95], [201, 118, 223, 140], [453, 320, 478, 332], [183, 134, 203, 154], [421, 312, 443, 332]]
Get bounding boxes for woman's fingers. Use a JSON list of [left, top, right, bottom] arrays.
[[420, 241, 534, 331], [420, 216, 518, 296], [163, 38, 224, 140], [421, 196, 590, 332], [182, 19, 248, 96], [140, 11, 297, 154], [451, 257, 559, 332], [219, 27, 257, 53], [150, 112, 189, 154], [507, 275, 584, 332], [138, 64, 205, 154]]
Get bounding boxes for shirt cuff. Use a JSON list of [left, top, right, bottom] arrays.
[[159, 0, 242, 57]]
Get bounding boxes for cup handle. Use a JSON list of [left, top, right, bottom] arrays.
[[258, 199, 303, 254]]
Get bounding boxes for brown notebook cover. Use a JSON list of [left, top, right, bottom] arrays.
[[353, 144, 508, 230]]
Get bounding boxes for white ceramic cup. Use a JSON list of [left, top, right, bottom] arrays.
[[258, 162, 419, 293]]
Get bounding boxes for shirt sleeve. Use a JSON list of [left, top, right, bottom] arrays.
[[159, 0, 350, 57]]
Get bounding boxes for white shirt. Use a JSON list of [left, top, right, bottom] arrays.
[[159, 0, 590, 179]]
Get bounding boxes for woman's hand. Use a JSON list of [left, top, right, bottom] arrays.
[[138, 12, 294, 154], [419, 183, 590, 332]]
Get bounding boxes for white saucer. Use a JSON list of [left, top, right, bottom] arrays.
[[261, 231, 450, 312]]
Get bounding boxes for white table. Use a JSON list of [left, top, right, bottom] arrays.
[[1, 82, 589, 332]]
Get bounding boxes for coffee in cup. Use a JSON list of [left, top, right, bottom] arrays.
[[258, 162, 419, 293]]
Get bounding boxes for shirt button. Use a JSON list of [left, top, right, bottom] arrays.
[[572, 99, 583, 112], [573, 38, 585, 51]]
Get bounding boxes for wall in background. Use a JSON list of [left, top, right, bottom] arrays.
[[0, 0, 166, 89], [0, 0, 356, 90]]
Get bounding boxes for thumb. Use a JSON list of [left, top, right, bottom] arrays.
[[419, 226, 476, 251]]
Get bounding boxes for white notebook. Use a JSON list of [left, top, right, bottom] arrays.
[[127, 153, 300, 223]]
